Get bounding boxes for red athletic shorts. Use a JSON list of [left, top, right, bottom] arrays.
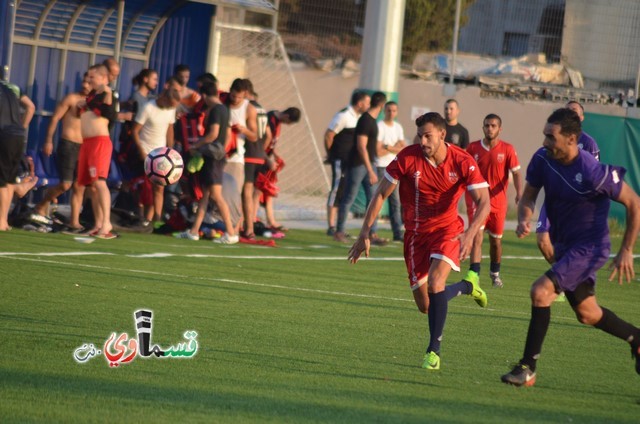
[[466, 195, 507, 238], [403, 229, 461, 291], [77, 136, 112, 186]]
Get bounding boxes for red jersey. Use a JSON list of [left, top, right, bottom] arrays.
[[466, 139, 520, 210], [265, 111, 281, 155], [385, 144, 488, 234]]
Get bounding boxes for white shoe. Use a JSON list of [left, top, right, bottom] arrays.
[[490, 272, 504, 288], [174, 231, 199, 241], [213, 233, 239, 244]]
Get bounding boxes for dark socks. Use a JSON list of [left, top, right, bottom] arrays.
[[594, 307, 640, 346], [444, 280, 472, 301], [490, 262, 501, 274], [522, 306, 551, 371], [427, 291, 448, 354], [470, 263, 481, 274]]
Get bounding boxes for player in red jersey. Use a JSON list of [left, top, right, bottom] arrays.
[[348, 112, 490, 370], [465, 114, 522, 288]]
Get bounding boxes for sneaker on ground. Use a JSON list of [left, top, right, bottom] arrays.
[[326, 227, 336, 236], [29, 213, 53, 226], [333, 232, 349, 243], [214, 233, 239, 244], [370, 234, 389, 246], [421, 351, 440, 370], [174, 231, 199, 241], [464, 270, 488, 308], [490, 272, 504, 288], [554, 292, 566, 302], [61, 226, 86, 235], [501, 363, 536, 387]]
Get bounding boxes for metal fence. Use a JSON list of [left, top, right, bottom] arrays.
[[276, 0, 640, 104], [214, 23, 330, 198]]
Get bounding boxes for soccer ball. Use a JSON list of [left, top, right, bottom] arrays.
[[144, 147, 184, 186]]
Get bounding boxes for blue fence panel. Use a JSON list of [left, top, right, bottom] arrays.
[[149, 2, 214, 88]]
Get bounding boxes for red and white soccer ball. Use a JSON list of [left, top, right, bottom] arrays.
[[144, 147, 184, 186]]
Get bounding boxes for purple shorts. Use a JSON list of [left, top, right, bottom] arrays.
[[549, 243, 610, 292], [536, 203, 550, 234]]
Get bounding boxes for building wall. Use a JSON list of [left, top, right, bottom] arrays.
[[562, 0, 640, 83], [458, 0, 562, 59]]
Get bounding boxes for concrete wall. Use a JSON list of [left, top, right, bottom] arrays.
[[563, 0, 640, 82], [293, 66, 624, 211], [458, 0, 558, 57]]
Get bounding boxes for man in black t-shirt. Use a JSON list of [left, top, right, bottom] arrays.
[[324, 91, 370, 236], [444, 99, 469, 149], [0, 78, 36, 231], [335, 91, 387, 245], [175, 81, 238, 244]]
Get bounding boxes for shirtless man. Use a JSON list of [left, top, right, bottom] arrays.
[[77, 64, 117, 238], [34, 73, 91, 231]]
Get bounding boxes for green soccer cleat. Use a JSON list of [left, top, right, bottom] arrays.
[[464, 270, 487, 308], [554, 292, 566, 303], [422, 351, 440, 370]]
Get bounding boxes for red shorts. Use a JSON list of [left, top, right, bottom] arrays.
[[466, 195, 507, 238], [404, 229, 461, 291], [77, 136, 112, 186]]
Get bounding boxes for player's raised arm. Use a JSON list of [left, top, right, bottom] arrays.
[[608, 181, 640, 284], [348, 178, 395, 264], [516, 183, 540, 238]]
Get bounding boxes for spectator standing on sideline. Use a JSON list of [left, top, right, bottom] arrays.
[[173, 64, 201, 115], [0, 76, 37, 231], [33, 73, 91, 232], [334, 91, 388, 245], [444, 99, 469, 149], [224, 78, 258, 237], [76, 64, 117, 239], [241, 79, 269, 239], [324, 91, 370, 236], [131, 87, 180, 225], [376, 100, 406, 242], [175, 82, 238, 244], [253, 107, 301, 231]]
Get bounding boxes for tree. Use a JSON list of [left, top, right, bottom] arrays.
[[402, 0, 475, 63]]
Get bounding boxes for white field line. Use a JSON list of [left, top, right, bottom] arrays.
[[3, 251, 639, 261], [0, 254, 599, 320], [0, 251, 553, 260]]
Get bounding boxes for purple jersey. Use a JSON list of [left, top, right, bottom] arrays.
[[527, 147, 625, 253], [578, 131, 600, 161], [536, 131, 600, 234]]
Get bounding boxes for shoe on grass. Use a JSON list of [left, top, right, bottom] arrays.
[[464, 270, 487, 308], [490, 272, 504, 288], [501, 363, 536, 387], [421, 351, 440, 370], [214, 233, 239, 244], [174, 231, 199, 241]]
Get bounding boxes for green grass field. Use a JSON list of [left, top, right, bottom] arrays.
[[1, 228, 639, 423]]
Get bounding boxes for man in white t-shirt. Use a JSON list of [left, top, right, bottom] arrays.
[[132, 88, 180, 224], [376, 101, 406, 241]]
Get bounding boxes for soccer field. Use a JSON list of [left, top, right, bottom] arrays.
[[0, 229, 638, 423]]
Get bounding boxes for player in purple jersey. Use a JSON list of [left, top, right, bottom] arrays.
[[536, 101, 600, 266], [501, 108, 640, 387]]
